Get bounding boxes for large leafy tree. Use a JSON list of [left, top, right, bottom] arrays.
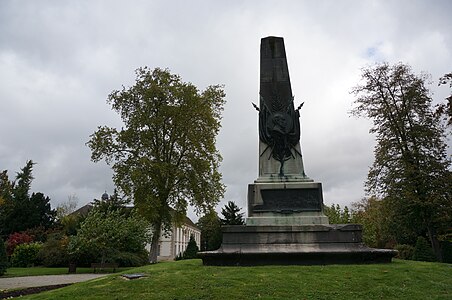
[[220, 201, 244, 225], [0, 161, 56, 237], [87, 67, 226, 263], [351, 63, 452, 259]]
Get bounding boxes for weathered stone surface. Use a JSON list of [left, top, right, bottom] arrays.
[[257, 37, 309, 179], [198, 224, 397, 265]]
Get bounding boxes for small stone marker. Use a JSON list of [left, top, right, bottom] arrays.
[[121, 273, 146, 280]]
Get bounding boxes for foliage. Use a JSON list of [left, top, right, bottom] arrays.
[[196, 209, 222, 251], [22, 260, 452, 300], [351, 62, 452, 259], [220, 201, 244, 225], [412, 236, 437, 262], [38, 233, 70, 267], [11, 242, 42, 267], [92, 189, 130, 216], [68, 206, 150, 266], [183, 235, 199, 259], [56, 194, 79, 220], [351, 197, 394, 248], [0, 238, 7, 276], [394, 244, 414, 260], [87, 67, 226, 263], [436, 72, 452, 127], [0, 161, 56, 237], [323, 204, 352, 224], [6, 232, 33, 256], [109, 251, 149, 267]]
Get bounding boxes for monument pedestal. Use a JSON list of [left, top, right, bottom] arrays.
[[199, 180, 397, 265], [246, 181, 329, 226], [200, 224, 396, 266]]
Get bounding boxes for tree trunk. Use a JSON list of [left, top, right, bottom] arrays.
[[427, 225, 442, 262], [149, 222, 162, 264]]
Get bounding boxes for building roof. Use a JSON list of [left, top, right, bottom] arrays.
[[69, 203, 199, 230]]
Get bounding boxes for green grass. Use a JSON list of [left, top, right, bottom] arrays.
[[19, 259, 452, 299], [2, 267, 133, 278]]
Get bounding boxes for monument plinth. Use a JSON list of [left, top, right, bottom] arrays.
[[199, 36, 396, 265]]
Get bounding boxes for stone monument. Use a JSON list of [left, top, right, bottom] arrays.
[[199, 36, 396, 265]]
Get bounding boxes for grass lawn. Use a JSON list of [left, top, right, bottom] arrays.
[[18, 259, 451, 300], [2, 266, 133, 278]]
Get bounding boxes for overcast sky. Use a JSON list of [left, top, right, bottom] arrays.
[[1, 0, 451, 221]]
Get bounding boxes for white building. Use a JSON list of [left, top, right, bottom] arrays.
[[148, 216, 201, 261]]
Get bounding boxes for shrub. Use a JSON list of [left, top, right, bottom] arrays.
[[11, 242, 42, 267], [183, 235, 199, 259], [394, 244, 415, 260], [6, 232, 33, 256], [38, 233, 69, 267], [0, 239, 7, 276], [412, 237, 436, 262], [175, 252, 184, 261], [110, 251, 148, 267]]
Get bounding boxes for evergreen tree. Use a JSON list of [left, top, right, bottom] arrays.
[[0, 161, 56, 236], [220, 201, 244, 225], [412, 236, 437, 262], [183, 234, 199, 259], [0, 238, 7, 276], [196, 209, 222, 251]]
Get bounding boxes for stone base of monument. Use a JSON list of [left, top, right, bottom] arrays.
[[198, 224, 397, 266]]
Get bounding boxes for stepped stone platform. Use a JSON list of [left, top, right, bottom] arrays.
[[199, 224, 396, 266]]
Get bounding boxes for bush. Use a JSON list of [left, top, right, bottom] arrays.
[[6, 232, 33, 256], [109, 251, 148, 267], [440, 241, 452, 263], [11, 242, 42, 267], [0, 239, 7, 276], [183, 235, 199, 259], [394, 244, 414, 260], [38, 233, 69, 267], [412, 237, 436, 262]]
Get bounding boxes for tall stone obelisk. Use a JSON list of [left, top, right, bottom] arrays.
[[247, 37, 328, 226], [257, 36, 309, 181]]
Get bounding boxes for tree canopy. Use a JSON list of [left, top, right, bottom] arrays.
[[196, 209, 222, 251], [87, 67, 226, 263], [0, 161, 55, 237], [351, 62, 452, 259], [220, 201, 244, 225]]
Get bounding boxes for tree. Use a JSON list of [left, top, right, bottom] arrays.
[[196, 209, 222, 251], [87, 67, 226, 263], [56, 194, 79, 220], [220, 201, 244, 225], [323, 204, 352, 224], [0, 238, 7, 276], [351, 62, 452, 259], [0, 161, 56, 237], [183, 234, 199, 259], [412, 236, 436, 262], [351, 197, 394, 248]]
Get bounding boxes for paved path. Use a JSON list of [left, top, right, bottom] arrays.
[[0, 274, 108, 290]]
